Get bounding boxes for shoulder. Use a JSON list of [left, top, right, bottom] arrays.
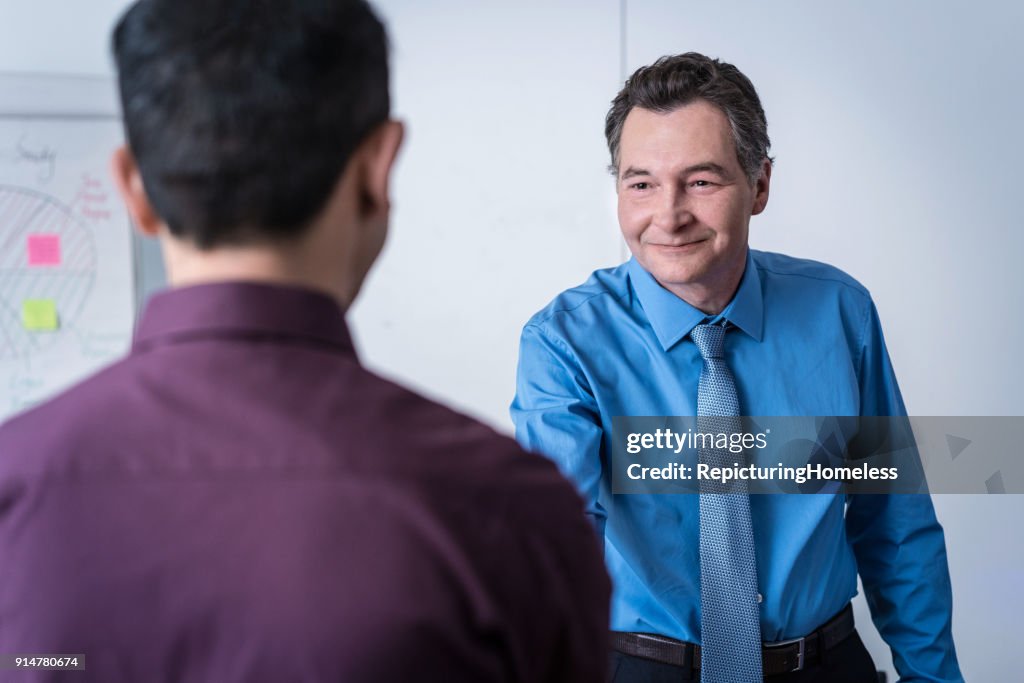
[[519, 263, 635, 360], [323, 366, 586, 516], [0, 356, 146, 477], [363, 373, 604, 583], [751, 249, 876, 321], [525, 262, 631, 330], [751, 249, 871, 298]]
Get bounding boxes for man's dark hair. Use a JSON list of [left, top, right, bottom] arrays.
[[112, 0, 390, 248], [605, 52, 772, 182]]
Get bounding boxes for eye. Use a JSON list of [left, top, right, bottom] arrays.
[[629, 182, 650, 191], [690, 179, 713, 188]]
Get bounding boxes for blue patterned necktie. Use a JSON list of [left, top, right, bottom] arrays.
[[692, 323, 762, 682]]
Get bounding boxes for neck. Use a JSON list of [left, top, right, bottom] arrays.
[[160, 232, 357, 310], [665, 254, 747, 315]]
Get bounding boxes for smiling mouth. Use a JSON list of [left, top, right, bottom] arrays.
[[651, 239, 707, 251]]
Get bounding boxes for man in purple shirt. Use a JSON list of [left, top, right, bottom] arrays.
[[0, 1, 610, 681]]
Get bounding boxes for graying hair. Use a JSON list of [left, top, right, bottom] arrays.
[[605, 52, 773, 183]]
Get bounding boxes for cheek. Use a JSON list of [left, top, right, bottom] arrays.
[[701, 197, 747, 240], [617, 202, 647, 242]]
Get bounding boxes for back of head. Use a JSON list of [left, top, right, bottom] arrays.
[[604, 52, 772, 182], [112, 0, 389, 249]]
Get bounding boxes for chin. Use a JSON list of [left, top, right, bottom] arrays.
[[643, 257, 701, 284], [657, 275, 700, 290]]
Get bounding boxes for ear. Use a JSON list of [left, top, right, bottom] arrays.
[[751, 158, 772, 216], [110, 145, 163, 237], [358, 120, 405, 217]]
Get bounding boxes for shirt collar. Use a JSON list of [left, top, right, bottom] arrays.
[[626, 249, 764, 351], [133, 281, 355, 355]]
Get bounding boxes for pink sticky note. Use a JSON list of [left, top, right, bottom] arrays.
[[27, 234, 61, 266]]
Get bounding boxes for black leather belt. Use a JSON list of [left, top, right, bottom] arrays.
[[611, 603, 855, 677]]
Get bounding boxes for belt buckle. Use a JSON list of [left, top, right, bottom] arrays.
[[764, 636, 806, 672]]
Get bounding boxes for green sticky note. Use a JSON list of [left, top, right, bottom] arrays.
[[22, 299, 59, 331]]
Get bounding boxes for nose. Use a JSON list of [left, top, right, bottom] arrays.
[[651, 183, 692, 232]]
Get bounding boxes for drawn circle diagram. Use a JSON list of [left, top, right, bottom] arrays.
[[0, 185, 96, 358]]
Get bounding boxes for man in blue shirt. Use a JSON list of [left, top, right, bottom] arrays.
[[512, 53, 962, 682]]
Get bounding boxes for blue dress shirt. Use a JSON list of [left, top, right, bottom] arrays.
[[512, 249, 962, 682]]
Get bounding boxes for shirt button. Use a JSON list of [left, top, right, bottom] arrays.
[[757, 593, 763, 604]]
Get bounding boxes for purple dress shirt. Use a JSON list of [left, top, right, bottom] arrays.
[[0, 282, 610, 683]]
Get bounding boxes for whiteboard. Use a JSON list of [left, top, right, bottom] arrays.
[[0, 73, 136, 419]]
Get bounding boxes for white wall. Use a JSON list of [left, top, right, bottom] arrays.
[[0, 0, 128, 75], [2, 0, 1021, 679], [351, 0, 622, 428]]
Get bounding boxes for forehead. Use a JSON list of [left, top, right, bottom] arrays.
[[619, 100, 739, 172]]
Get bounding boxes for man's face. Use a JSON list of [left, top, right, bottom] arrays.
[[616, 100, 769, 311]]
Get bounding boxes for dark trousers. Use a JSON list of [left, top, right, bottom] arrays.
[[609, 630, 878, 683]]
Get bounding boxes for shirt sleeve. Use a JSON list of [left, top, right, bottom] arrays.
[[845, 302, 964, 682], [510, 323, 607, 541]]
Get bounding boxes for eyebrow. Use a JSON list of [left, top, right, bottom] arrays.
[[620, 162, 731, 181]]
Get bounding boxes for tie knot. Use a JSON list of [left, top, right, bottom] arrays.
[[691, 323, 727, 360]]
